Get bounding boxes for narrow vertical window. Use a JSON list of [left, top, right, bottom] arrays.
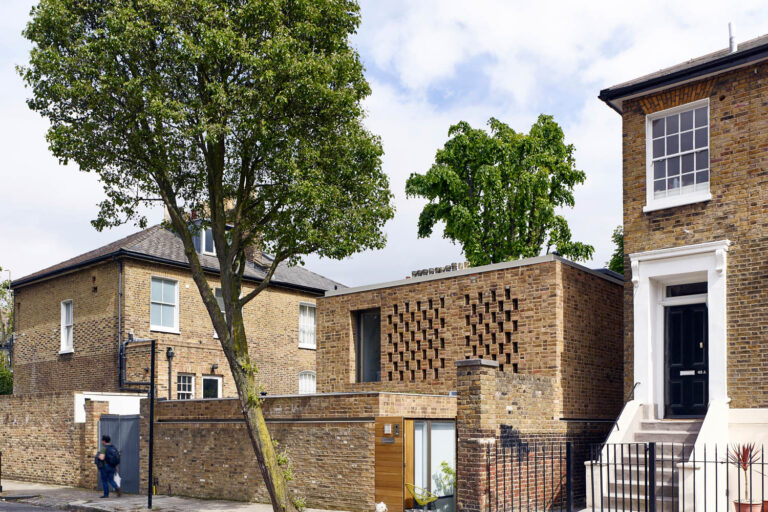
[[298, 303, 316, 349], [298, 370, 316, 394], [150, 277, 179, 332], [60, 300, 73, 353]]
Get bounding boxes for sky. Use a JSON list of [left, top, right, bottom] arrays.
[[1, 1, 767, 287]]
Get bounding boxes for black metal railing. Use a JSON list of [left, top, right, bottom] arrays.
[[589, 443, 768, 512], [487, 441, 578, 512]]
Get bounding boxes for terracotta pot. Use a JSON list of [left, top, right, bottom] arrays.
[[732, 501, 762, 512], [763, 500, 768, 512]]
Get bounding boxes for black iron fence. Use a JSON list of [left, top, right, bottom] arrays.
[[588, 443, 768, 512], [487, 441, 580, 512]]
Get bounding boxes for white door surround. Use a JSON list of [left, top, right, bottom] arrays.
[[629, 240, 730, 419]]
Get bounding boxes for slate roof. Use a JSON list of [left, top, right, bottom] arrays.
[[12, 225, 344, 293], [599, 34, 768, 113]]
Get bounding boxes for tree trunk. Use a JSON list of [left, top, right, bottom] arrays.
[[224, 309, 298, 512]]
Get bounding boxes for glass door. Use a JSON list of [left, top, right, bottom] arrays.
[[411, 420, 456, 512]]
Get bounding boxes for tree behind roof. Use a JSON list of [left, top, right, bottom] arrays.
[[406, 116, 593, 266]]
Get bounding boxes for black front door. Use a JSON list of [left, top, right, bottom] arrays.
[[665, 303, 708, 418]]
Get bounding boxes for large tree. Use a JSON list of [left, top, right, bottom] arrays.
[[406, 116, 593, 266], [20, 1, 394, 510]]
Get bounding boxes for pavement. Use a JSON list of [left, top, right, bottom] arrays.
[[0, 480, 345, 512]]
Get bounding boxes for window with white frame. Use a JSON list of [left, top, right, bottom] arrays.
[[298, 370, 316, 394], [298, 303, 316, 349], [60, 300, 73, 353], [177, 374, 194, 399], [195, 227, 216, 255], [647, 100, 710, 210], [202, 375, 222, 399], [150, 277, 179, 332]]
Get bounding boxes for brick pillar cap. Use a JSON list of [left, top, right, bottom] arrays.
[[455, 358, 499, 368]]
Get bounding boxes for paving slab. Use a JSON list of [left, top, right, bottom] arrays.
[[0, 480, 346, 512]]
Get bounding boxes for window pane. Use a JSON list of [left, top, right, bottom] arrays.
[[64, 302, 73, 324], [680, 131, 693, 152], [151, 278, 163, 302], [161, 304, 175, 328], [680, 110, 694, 131], [695, 107, 707, 127], [666, 135, 679, 154], [430, 422, 456, 497], [162, 280, 176, 304], [654, 160, 665, 179], [203, 378, 220, 399], [667, 282, 707, 297], [668, 176, 680, 190], [204, 228, 214, 253], [666, 157, 680, 177], [653, 138, 665, 158], [151, 303, 162, 326], [696, 170, 709, 183], [666, 115, 679, 134], [695, 127, 707, 149], [696, 149, 708, 170], [652, 118, 665, 138], [215, 288, 225, 312], [414, 421, 428, 490], [682, 172, 695, 187], [682, 153, 694, 173]]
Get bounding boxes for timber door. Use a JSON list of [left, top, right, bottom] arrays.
[[98, 414, 140, 494], [664, 303, 708, 418]]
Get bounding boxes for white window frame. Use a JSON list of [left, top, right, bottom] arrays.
[[202, 375, 223, 399], [177, 374, 195, 400], [298, 302, 317, 350], [60, 299, 74, 354], [150, 276, 180, 334], [213, 287, 225, 339], [298, 370, 316, 394], [644, 98, 711, 212], [198, 227, 216, 255]]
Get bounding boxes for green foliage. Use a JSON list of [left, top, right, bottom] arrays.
[[292, 497, 306, 512], [0, 354, 12, 395], [20, 0, 394, 267], [607, 226, 624, 275], [406, 116, 593, 266], [433, 460, 456, 496]]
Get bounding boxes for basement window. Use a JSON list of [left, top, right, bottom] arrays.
[[355, 308, 381, 383], [645, 99, 710, 212]]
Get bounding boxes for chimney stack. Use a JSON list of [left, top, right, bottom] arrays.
[[729, 22, 736, 53]]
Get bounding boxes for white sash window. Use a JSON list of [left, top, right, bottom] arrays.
[[298, 303, 316, 349]]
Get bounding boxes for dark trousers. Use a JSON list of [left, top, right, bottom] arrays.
[[99, 466, 119, 496]]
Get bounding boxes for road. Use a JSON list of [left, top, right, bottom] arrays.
[[0, 502, 54, 511]]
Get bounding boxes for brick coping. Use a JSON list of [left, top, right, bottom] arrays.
[[157, 391, 457, 404], [324, 254, 623, 297]]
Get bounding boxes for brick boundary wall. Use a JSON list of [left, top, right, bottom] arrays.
[[139, 392, 456, 511], [0, 392, 107, 488], [455, 360, 614, 512]]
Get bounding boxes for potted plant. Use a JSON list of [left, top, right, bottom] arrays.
[[728, 444, 762, 512]]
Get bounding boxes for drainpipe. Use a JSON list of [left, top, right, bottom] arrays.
[[165, 347, 175, 399], [117, 259, 123, 389]]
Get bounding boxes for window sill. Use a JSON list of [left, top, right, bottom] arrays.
[[150, 326, 180, 335], [298, 344, 316, 351], [643, 191, 711, 213], [59, 349, 74, 355]]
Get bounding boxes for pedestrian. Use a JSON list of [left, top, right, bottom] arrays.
[[94, 435, 122, 498]]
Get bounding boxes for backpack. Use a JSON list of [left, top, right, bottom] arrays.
[[105, 445, 121, 467]]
